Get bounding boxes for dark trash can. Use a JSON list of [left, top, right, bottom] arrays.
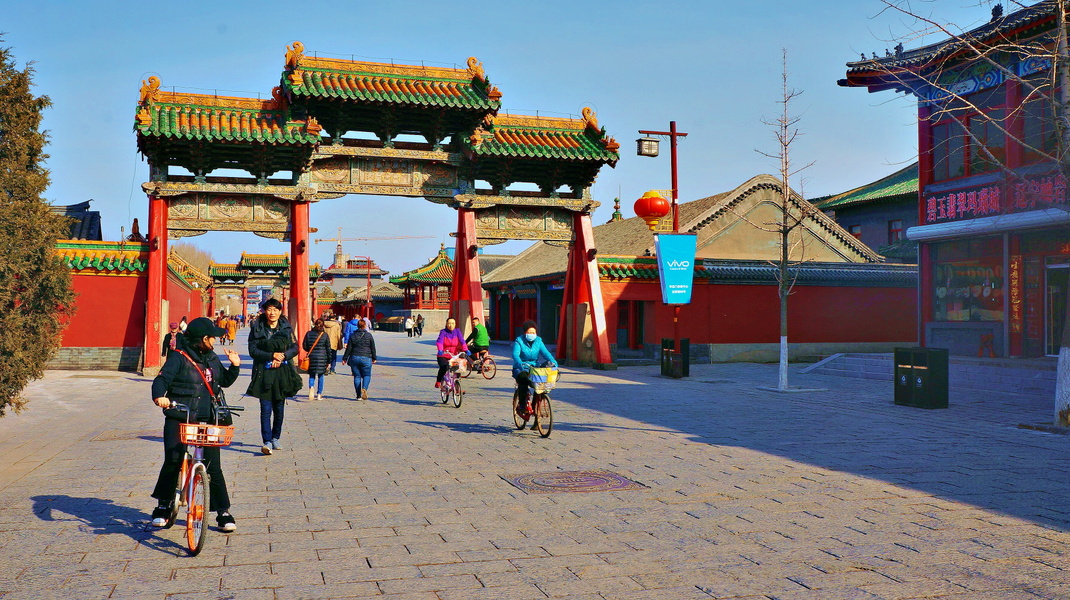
[[893, 347, 948, 409], [661, 338, 690, 378]]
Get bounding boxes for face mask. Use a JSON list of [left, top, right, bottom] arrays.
[[524, 333, 537, 342]]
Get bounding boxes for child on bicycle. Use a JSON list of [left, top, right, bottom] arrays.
[[511, 320, 557, 415], [150, 317, 241, 532]]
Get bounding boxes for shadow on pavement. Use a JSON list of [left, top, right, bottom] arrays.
[[555, 364, 1070, 532], [405, 420, 514, 435], [31, 494, 185, 554]]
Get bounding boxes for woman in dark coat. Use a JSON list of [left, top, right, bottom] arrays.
[[246, 298, 300, 456], [302, 318, 330, 401]]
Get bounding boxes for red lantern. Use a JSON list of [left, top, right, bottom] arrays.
[[633, 191, 670, 230]]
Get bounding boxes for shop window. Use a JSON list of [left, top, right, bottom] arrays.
[[848, 224, 862, 240], [1022, 99, 1057, 163], [931, 237, 1004, 322], [888, 220, 904, 243]]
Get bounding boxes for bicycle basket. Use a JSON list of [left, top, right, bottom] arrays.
[[449, 354, 469, 375], [528, 366, 559, 393], [178, 423, 235, 447]]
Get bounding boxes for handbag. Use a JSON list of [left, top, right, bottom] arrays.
[[176, 351, 234, 426], [299, 331, 324, 372]]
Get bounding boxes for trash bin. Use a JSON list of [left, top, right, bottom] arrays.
[[893, 347, 948, 409], [668, 352, 684, 378]]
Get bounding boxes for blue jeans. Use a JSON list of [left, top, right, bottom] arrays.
[[328, 349, 338, 372], [349, 356, 373, 396], [259, 398, 285, 444], [308, 373, 324, 394]]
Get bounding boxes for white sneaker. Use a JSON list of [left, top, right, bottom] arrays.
[[308, 386, 315, 401]]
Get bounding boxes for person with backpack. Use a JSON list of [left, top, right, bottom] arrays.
[[341, 317, 377, 400]]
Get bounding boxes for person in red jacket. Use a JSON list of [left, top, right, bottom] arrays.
[[434, 317, 468, 388]]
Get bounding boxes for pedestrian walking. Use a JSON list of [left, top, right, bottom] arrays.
[[225, 317, 238, 346], [405, 316, 415, 338], [149, 317, 241, 533], [415, 314, 424, 337], [341, 317, 377, 400], [246, 298, 301, 456], [322, 312, 342, 374], [161, 322, 182, 359], [302, 318, 329, 401]]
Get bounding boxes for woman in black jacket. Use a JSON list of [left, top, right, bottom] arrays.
[[246, 299, 300, 455], [302, 318, 330, 401], [150, 317, 241, 532], [341, 318, 377, 400]]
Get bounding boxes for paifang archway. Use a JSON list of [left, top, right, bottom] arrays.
[[136, 42, 619, 371]]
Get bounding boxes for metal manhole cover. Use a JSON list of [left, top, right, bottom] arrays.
[[501, 470, 647, 494]]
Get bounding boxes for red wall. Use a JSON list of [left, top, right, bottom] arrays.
[[600, 281, 916, 345], [64, 274, 148, 347], [166, 273, 204, 325]]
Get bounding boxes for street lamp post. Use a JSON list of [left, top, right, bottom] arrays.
[[637, 122, 690, 374]]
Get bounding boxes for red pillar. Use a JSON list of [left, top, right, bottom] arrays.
[[290, 200, 311, 338], [207, 286, 216, 319], [450, 208, 485, 334], [556, 213, 612, 366], [241, 286, 248, 321], [144, 195, 168, 370]]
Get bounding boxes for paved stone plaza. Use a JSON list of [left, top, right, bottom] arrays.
[[0, 329, 1068, 600]]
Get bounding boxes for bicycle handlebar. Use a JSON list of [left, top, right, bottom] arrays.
[[167, 402, 245, 412]]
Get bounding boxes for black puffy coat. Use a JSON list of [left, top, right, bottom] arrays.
[[302, 329, 330, 375], [246, 316, 300, 400], [152, 338, 239, 422]]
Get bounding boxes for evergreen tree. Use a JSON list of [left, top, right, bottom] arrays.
[[0, 41, 75, 415]]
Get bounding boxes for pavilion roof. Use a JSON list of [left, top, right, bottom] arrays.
[[840, 2, 1057, 93], [370, 281, 405, 301], [390, 246, 454, 285], [239, 253, 290, 269], [209, 263, 244, 278], [55, 241, 148, 274], [135, 78, 322, 145], [464, 110, 619, 163], [281, 43, 502, 111], [812, 163, 918, 211]]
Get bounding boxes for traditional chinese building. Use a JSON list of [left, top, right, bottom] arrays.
[[841, 2, 1070, 358], [813, 163, 919, 263], [207, 253, 321, 319], [484, 174, 917, 362]]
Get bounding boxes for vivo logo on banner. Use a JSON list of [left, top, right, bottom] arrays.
[[654, 233, 698, 305]]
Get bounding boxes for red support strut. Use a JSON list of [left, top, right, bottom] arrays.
[[450, 208, 485, 336], [555, 213, 612, 367]]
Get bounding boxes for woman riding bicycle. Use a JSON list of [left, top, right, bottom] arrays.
[[511, 320, 557, 415], [150, 317, 241, 533], [435, 317, 468, 388]]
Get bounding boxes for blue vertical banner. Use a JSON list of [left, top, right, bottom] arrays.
[[654, 233, 697, 304]]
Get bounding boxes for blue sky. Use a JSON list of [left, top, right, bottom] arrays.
[[4, 0, 999, 275]]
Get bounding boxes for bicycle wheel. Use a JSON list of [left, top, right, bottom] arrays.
[[461, 360, 472, 378], [481, 357, 497, 380], [535, 394, 553, 438], [440, 377, 451, 404], [185, 463, 210, 556], [511, 389, 527, 430], [165, 456, 189, 529], [452, 380, 463, 408]]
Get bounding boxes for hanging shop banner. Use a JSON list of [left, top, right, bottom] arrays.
[[654, 233, 697, 305]]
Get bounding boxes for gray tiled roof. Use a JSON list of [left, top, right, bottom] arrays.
[[51, 200, 102, 240]]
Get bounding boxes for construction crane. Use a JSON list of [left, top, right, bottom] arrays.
[[313, 227, 434, 245]]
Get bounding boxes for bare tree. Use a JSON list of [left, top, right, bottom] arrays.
[[756, 50, 817, 391], [855, 0, 1070, 423], [170, 242, 214, 274]]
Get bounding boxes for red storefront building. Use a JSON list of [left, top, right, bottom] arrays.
[[842, 2, 1070, 358]]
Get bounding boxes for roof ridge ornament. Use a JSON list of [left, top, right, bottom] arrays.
[[286, 41, 305, 71], [466, 56, 486, 82], [582, 107, 598, 131], [139, 76, 161, 105]]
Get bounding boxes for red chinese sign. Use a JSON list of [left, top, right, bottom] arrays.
[[924, 173, 1068, 224], [1009, 255, 1023, 333]]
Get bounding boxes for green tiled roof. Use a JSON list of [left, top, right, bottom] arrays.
[[465, 112, 620, 163], [282, 44, 501, 111], [55, 241, 149, 273], [390, 246, 454, 285], [812, 163, 918, 210], [210, 263, 243, 278], [239, 253, 290, 269], [135, 79, 322, 146]]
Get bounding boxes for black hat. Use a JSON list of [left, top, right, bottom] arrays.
[[184, 317, 227, 340]]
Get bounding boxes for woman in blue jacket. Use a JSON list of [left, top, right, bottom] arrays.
[[511, 320, 558, 414]]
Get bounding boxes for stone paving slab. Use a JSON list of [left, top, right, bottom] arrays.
[[0, 329, 1068, 599]]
